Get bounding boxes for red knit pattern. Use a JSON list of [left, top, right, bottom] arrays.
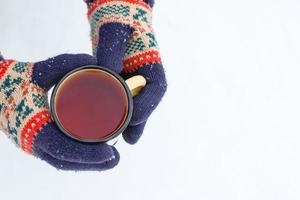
[[20, 110, 52, 154], [123, 50, 161, 72], [0, 60, 14, 80], [87, 0, 151, 17]]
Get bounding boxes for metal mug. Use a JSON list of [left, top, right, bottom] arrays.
[[50, 65, 146, 143]]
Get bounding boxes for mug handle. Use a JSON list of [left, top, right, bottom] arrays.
[[125, 75, 147, 96]]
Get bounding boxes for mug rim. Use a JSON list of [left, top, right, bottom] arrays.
[[50, 65, 133, 143]]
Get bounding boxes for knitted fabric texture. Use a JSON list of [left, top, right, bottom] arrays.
[[0, 54, 120, 171], [0, 60, 51, 153], [87, 0, 161, 72], [85, 0, 167, 144]]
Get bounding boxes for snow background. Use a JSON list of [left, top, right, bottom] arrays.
[[1, 0, 300, 199]]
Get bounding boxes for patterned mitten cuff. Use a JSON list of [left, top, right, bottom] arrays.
[[87, 0, 161, 72]]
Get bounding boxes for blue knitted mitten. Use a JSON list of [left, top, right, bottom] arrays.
[[0, 53, 119, 171], [86, 0, 167, 144]]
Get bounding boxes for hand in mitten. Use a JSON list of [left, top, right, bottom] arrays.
[[85, 0, 167, 144], [0, 53, 119, 171]]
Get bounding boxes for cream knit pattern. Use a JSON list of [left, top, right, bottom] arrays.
[[87, 0, 161, 72], [0, 60, 51, 154]]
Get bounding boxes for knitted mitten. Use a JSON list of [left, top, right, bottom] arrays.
[[0, 53, 119, 171], [86, 0, 167, 144]]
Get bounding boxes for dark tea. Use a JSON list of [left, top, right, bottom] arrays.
[[53, 68, 129, 141]]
